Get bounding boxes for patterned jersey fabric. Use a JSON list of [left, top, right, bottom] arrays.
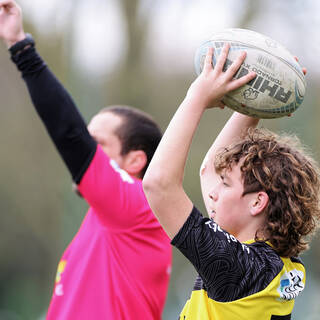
[[172, 206, 305, 320]]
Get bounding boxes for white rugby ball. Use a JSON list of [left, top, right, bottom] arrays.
[[194, 28, 306, 119]]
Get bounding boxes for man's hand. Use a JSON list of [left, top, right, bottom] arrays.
[[0, 0, 25, 48]]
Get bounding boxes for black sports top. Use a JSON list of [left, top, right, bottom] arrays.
[[172, 206, 305, 319], [11, 46, 96, 183]]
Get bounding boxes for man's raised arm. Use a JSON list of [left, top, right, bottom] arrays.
[[0, 0, 96, 183]]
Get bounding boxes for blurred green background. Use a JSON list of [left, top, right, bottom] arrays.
[[0, 0, 319, 319]]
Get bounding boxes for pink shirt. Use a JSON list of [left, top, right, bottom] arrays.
[[47, 146, 172, 319]]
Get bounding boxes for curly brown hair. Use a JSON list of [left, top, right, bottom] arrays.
[[214, 128, 320, 258]]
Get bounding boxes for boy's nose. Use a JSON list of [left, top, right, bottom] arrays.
[[209, 191, 218, 201]]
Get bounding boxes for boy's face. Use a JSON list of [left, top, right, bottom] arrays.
[[87, 112, 126, 168], [208, 162, 254, 237]]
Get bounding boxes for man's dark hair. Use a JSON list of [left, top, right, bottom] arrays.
[[99, 105, 162, 177]]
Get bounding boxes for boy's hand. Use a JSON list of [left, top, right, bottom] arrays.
[[186, 43, 256, 109], [0, 0, 25, 48]]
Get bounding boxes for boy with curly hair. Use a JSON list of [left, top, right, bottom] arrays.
[[143, 44, 320, 319]]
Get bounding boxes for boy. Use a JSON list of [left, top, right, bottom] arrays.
[[0, 1, 171, 319], [143, 44, 320, 319]]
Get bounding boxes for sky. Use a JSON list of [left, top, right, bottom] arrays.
[[18, 0, 244, 75], [19, 0, 320, 77]]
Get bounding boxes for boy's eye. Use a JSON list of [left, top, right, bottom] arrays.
[[220, 175, 228, 186]]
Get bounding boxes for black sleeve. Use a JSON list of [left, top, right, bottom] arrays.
[[11, 45, 97, 183], [171, 206, 283, 302]]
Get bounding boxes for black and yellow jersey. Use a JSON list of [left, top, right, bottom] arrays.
[[172, 207, 305, 320]]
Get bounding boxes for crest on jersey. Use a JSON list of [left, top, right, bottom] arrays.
[[277, 269, 304, 300]]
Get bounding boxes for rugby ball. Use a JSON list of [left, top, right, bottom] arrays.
[[194, 28, 306, 119]]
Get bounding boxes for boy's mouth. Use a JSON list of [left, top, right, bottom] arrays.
[[210, 210, 216, 219]]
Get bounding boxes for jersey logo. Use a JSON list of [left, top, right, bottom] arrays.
[[205, 220, 250, 254], [55, 284, 64, 297], [55, 260, 67, 283], [54, 260, 67, 297], [110, 159, 134, 184], [277, 269, 304, 300]]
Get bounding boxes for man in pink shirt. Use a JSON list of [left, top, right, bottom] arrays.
[[0, 1, 172, 319]]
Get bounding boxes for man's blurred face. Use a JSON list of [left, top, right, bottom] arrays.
[[87, 112, 126, 168]]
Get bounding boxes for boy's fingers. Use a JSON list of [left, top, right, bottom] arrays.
[[215, 42, 230, 73], [225, 51, 246, 81], [228, 71, 256, 92], [203, 47, 214, 72]]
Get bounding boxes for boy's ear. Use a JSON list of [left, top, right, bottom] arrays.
[[250, 191, 269, 216], [123, 150, 147, 178]]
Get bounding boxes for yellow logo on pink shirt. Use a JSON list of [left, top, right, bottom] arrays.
[[55, 260, 67, 283], [54, 260, 67, 297]]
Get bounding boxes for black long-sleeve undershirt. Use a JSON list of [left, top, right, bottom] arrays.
[[11, 46, 97, 184]]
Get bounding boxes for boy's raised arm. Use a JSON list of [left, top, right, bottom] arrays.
[[143, 45, 256, 239]]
